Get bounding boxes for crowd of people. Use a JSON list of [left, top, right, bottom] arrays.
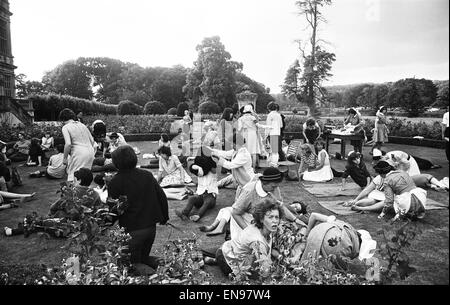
[[0, 104, 448, 280]]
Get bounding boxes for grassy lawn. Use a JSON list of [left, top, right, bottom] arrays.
[[0, 141, 448, 284]]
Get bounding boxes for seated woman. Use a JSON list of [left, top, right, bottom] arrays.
[[49, 168, 101, 218], [214, 198, 283, 279], [91, 119, 107, 156], [300, 212, 377, 270], [343, 174, 386, 212], [297, 144, 318, 182], [26, 138, 45, 167], [158, 133, 171, 148], [29, 144, 66, 179], [92, 132, 126, 172], [302, 139, 333, 182], [175, 155, 218, 222], [41, 132, 54, 152], [7, 133, 31, 162], [156, 146, 192, 187], [375, 161, 427, 221], [341, 151, 372, 189]]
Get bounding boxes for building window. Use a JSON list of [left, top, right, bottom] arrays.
[[0, 19, 9, 56]]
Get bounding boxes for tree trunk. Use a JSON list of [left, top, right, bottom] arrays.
[[308, 2, 318, 117]]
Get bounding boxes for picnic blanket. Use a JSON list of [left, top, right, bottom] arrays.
[[317, 198, 448, 216], [304, 182, 361, 198], [317, 200, 358, 216], [425, 198, 449, 210]]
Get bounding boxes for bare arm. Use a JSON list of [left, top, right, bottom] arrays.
[[305, 212, 334, 236], [231, 208, 249, 230], [62, 127, 72, 164]]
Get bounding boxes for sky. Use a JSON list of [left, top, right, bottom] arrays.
[[9, 0, 449, 93]]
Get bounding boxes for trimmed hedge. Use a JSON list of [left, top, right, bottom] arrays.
[[117, 100, 143, 115], [143, 101, 166, 115], [177, 102, 190, 117], [30, 93, 118, 121], [198, 101, 222, 114]]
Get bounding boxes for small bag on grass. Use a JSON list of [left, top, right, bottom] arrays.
[[11, 166, 23, 186]]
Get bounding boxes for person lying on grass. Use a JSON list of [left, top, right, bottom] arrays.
[[175, 155, 218, 222], [199, 168, 306, 239], [300, 212, 377, 271]]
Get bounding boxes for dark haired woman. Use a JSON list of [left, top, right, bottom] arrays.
[[341, 151, 371, 190], [108, 145, 168, 274], [218, 108, 235, 150], [156, 146, 192, 187], [26, 138, 45, 166], [158, 133, 171, 148], [216, 198, 283, 278], [372, 106, 389, 152], [59, 108, 95, 182], [302, 118, 322, 146], [344, 108, 364, 153]]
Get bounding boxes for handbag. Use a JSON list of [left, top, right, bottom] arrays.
[[11, 166, 23, 186]]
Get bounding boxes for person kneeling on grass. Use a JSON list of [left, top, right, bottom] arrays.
[[29, 144, 66, 179], [207, 198, 283, 279], [175, 155, 218, 222], [300, 212, 377, 271], [26, 138, 45, 167], [374, 161, 427, 222], [108, 145, 168, 275]]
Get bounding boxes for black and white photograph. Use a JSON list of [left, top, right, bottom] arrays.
[[0, 0, 448, 293]]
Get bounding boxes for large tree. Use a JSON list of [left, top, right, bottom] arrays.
[[282, 0, 335, 117], [387, 78, 437, 117], [183, 36, 243, 110], [42, 59, 93, 99], [150, 65, 187, 110]]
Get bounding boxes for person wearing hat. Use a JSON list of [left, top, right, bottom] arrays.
[[341, 151, 372, 190], [374, 160, 427, 221], [230, 167, 303, 240], [237, 104, 261, 168], [372, 148, 421, 176], [372, 106, 389, 152], [300, 212, 377, 270], [210, 133, 255, 201]]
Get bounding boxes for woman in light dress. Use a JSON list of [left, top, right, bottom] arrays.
[[237, 104, 261, 168], [59, 108, 95, 182], [372, 106, 389, 152], [156, 146, 192, 187], [302, 139, 334, 182]]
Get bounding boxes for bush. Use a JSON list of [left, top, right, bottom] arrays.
[[143, 101, 166, 115], [176, 102, 189, 117], [117, 100, 143, 115], [198, 101, 221, 114], [29, 93, 117, 121], [167, 107, 177, 115]]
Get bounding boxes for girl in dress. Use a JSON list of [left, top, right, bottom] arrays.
[[156, 146, 192, 187], [372, 106, 389, 152]]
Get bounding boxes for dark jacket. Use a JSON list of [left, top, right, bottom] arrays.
[[0, 161, 10, 182], [108, 168, 169, 231], [342, 161, 371, 187]]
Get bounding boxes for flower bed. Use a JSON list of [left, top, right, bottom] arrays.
[[0, 115, 443, 143]]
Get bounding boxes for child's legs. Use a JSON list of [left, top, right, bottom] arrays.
[[355, 198, 378, 207]]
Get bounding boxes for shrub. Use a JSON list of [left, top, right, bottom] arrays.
[[198, 101, 221, 114], [167, 107, 177, 115], [29, 93, 117, 121], [176, 102, 189, 117], [117, 100, 143, 115], [143, 101, 166, 115]]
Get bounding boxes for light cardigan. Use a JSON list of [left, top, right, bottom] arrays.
[[212, 147, 255, 187]]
